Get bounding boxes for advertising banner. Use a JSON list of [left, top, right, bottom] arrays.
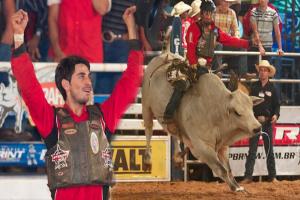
[[229, 124, 300, 176], [112, 136, 170, 182], [0, 136, 171, 181], [0, 142, 46, 167]]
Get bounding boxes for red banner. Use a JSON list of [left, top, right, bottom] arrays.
[[234, 124, 300, 147]]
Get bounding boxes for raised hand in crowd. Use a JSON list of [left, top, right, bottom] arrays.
[[11, 9, 28, 48], [122, 6, 137, 40]]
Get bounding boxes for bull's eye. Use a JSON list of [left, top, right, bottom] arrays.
[[234, 110, 241, 117]]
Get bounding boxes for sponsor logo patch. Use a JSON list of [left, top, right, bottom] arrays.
[[51, 144, 69, 170], [90, 121, 100, 130], [90, 132, 99, 154], [102, 147, 113, 169], [64, 129, 77, 135]]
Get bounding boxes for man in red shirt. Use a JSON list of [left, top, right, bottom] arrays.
[[48, 0, 111, 62], [186, 0, 251, 68], [11, 6, 143, 200]]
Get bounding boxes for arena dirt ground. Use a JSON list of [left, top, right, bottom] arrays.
[[111, 180, 300, 200]]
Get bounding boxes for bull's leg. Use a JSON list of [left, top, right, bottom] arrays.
[[172, 137, 189, 168], [217, 146, 243, 191], [142, 106, 154, 171], [189, 140, 240, 191], [144, 125, 153, 171]]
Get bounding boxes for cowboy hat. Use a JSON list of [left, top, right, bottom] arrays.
[[255, 60, 276, 77], [171, 1, 191, 16], [189, 0, 202, 17]]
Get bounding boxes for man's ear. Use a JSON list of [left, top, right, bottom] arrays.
[[62, 79, 70, 91]]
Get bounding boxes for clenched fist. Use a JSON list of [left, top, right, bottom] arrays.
[[11, 9, 28, 35]]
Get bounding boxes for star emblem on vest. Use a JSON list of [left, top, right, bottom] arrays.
[[102, 147, 113, 169], [51, 144, 70, 170]]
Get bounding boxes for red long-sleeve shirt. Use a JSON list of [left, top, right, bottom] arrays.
[[186, 21, 250, 65], [11, 42, 144, 200]]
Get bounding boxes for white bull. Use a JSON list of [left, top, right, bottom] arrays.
[[142, 53, 262, 191]]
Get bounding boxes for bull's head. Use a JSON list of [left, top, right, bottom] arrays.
[[228, 90, 262, 137]]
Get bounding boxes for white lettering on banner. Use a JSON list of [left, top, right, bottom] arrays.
[[229, 146, 300, 176], [275, 127, 299, 140], [0, 147, 25, 161], [229, 151, 297, 161], [174, 38, 180, 54], [42, 87, 64, 106]]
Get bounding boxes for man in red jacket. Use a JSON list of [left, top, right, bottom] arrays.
[[10, 7, 143, 200], [164, 0, 254, 122]]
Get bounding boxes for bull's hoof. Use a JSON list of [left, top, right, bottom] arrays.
[[235, 186, 244, 192], [173, 158, 184, 169], [143, 163, 152, 171], [173, 152, 185, 169], [143, 153, 152, 172]]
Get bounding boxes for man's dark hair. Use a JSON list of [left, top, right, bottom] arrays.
[[55, 55, 90, 101], [200, 0, 216, 12]]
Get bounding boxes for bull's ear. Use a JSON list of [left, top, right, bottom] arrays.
[[251, 96, 264, 106]]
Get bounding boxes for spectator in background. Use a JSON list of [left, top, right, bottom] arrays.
[[233, 0, 252, 78], [212, 0, 241, 73], [188, 0, 201, 23], [95, 0, 136, 94], [247, 0, 283, 74], [137, 0, 174, 52], [0, 0, 15, 61], [48, 0, 111, 62], [241, 60, 280, 184], [171, 1, 192, 54], [19, 0, 49, 61], [214, 0, 239, 37], [0, 0, 15, 87], [102, 0, 136, 63]]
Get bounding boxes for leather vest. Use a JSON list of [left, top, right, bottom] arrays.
[[196, 23, 218, 58], [45, 105, 113, 190]]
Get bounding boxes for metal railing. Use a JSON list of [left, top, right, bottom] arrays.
[[145, 50, 300, 57]]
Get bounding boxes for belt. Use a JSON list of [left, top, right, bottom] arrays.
[[102, 31, 128, 43]]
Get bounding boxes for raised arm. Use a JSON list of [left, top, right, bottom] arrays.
[[100, 6, 144, 132], [11, 10, 54, 138], [218, 28, 250, 49]]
